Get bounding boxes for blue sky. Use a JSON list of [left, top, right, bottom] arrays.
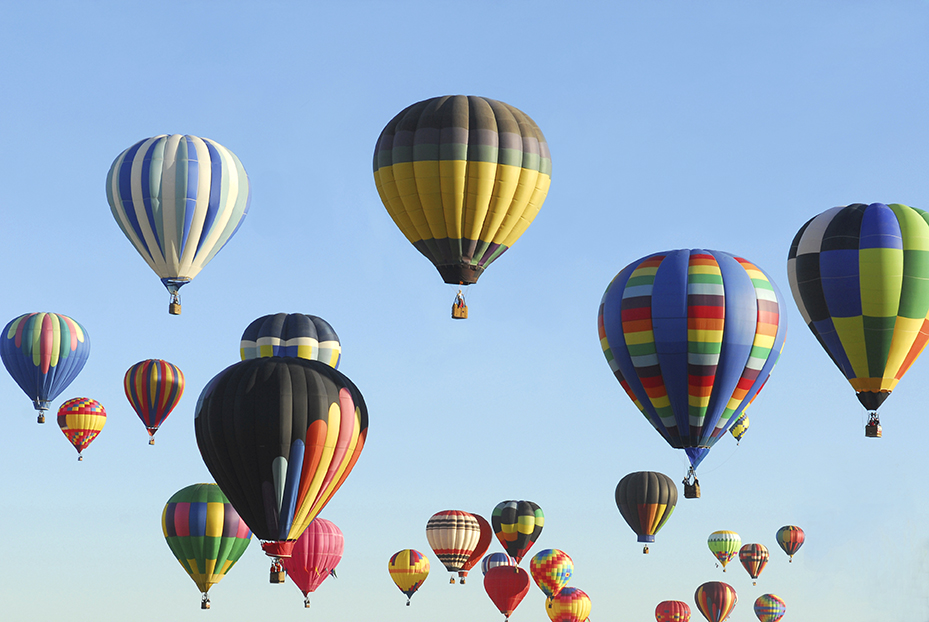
[[1, 2, 928, 620]]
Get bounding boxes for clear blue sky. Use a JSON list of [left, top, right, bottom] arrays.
[[1, 2, 927, 620]]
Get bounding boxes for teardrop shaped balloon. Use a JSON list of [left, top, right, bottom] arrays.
[[491, 500, 544, 564], [739, 543, 769, 585], [57, 397, 106, 460], [373, 95, 552, 288], [788, 203, 929, 432], [1, 312, 90, 423], [425, 510, 482, 584], [775, 525, 804, 561], [729, 413, 749, 442], [656, 600, 691, 622], [615, 471, 677, 553], [545, 586, 590, 622], [484, 565, 531, 621], [124, 359, 184, 444], [162, 483, 252, 609], [694, 581, 737, 622], [240, 313, 341, 368], [388, 549, 430, 605], [530, 549, 574, 598], [753, 594, 786, 622], [707, 530, 741, 571], [194, 357, 367, 578], [459, 513, 493, 581], [106, 134, 251, 314], [599, 250, 786, 473], [281, 518, 343, 607], [482, 552, 516, 575]]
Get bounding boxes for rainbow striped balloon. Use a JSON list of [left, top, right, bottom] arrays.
[[599, 249, 786, 470], [57, 397, 106, 460], [124, 359, 184, 444], [753, 594, 786, 622]]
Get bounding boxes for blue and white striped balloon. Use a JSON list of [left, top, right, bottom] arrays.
[[106, 134, 250, 313], [481, 552, 515, 575]]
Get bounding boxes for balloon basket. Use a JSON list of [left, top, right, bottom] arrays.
[[149, 438, 155, 445], [270, 570, 286, 583], [683, 480, 700, 499], [201, 601, 210, 610], [37, 414, 45, 424], [865, 422, 882, 438], [643, 545, 649, 554], [452, 304, 468, 319], [449, 577, 455, 584], [304, 597, 311, 608], [169, 301, 182, 315], [78, 455, 83, 462]]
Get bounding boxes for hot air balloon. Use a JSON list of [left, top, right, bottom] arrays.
[[599, 250, 786, 491], [373, 95, 552, 317], [739, 543, 769, 585], [482, 552, 516, 575], [162, 483, 252, 609], [57, 397, 106, 460], [106, 134, 250, 315], [694, 581, 737, 622], [753, 594, 786, 622], [615, 471, 677, 553], [788, 203, 929, 436], [426, 510, 482, 584], [492, 500, 544, 564], [281, 518, 344, 608], [707, 531, 741, 571], [775, 525, 804, 561], [458, 513, 493, 582], [1, 312, 90, 423], [729, 413, 749, 443], [388, 549, 430, 605], [546, 586, 590, 622], [656, 600, 692, 622], [195, 357, 368, 581], [484, 566, 531, 622], [124, 359, 184, 444], [530, 549, 574, 599], [240, 313, 341, 368]]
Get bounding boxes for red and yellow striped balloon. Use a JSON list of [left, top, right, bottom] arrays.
[[124, 359, 184, 444], [57, 397, 106, 460], [546, 586, 591, 622]]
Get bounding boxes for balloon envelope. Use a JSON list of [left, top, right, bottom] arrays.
[[57, 397, 106, 459], [373, 95, 552, 286], [426, 510, 482, 578], [530, 549, 574, 598], [106, 134, 250, 311], [707, 530, 741, 571], [739, 543, 769, 581], [694, 581, 737, 622], [388, 549, 429, 603], [1, 312, 90, 418], [492, 500, 544, 564], [240, 313, 341, 369], [753, 594, 786, 622], [484, 565, 531, 620], [656, 600, 691, 622], [282, 518, 344, 599], [162, 483, 251, 598], [194, 357, 368, 556], [482, 552, 516, 575], [599, 249, 786, 469], [615, 471, 677, 545], [775, 525, 804, 560], [124, 359, 184, 442], [545, 586, 590, 622]]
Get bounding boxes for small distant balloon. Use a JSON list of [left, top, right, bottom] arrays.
[[615, 471, 677, 553], [124, 359, 184, 444], [545, 586, 590, 622], [656, 600, 691, 622], [388, 549, 430, 605], [57, 397, 106, 460], [694, 581, 737, 622], [484, 565, 531, 622], [426, 510, 482, 584], [707, 530, 741, 571], [482, 552, 516, 575], [530, 549, 574, 599], [753, 594, 786, 622], [739, 543, 769, 585], [491, 500, 544, 564], [282, 518, 344, 608], [240, 313, 341, 368], [775, 525, 804, 561]]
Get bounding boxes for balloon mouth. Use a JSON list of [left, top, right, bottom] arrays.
[[161, 277, 192, 294], [637, 535, 656, 543], [261, 540, 296, 558], [436, 263, 484, 285]]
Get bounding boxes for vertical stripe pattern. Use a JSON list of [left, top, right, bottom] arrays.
[[123, 359, 185, 439]]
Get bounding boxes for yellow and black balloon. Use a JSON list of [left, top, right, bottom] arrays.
[[373, 95, 551, 286]]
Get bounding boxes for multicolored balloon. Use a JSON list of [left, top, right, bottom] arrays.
[[530, 549, 574, 598], [57, 397, 106, 460], [739, 543, 769, 585], [753, 594, 786, 622], [492, 500, 544, 564], [388, 549, 429, 605], [374, 95, 551, 289], [240, 313, 341, 368], [694, 581, 737, 622], [484, 566, 531, 622], [426, 510, 483, 584], [788, 203, 929, 432], [545, 586, 590, 622], [194, 357, 367, 579], [106, 134, 250, 314], [162, 483, 252, 609], [729, 413, 749, 443], [124, 359, 184, 444], [707, 530, 741, 571], [599, 249, 786, 473], [775, 525, 805, 561], [615, 471, 677, 553], [656, 600, 691, 622], [282, 518, 344, 608], [482, 552, 516, 575], [1, 312, 90, 423]]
